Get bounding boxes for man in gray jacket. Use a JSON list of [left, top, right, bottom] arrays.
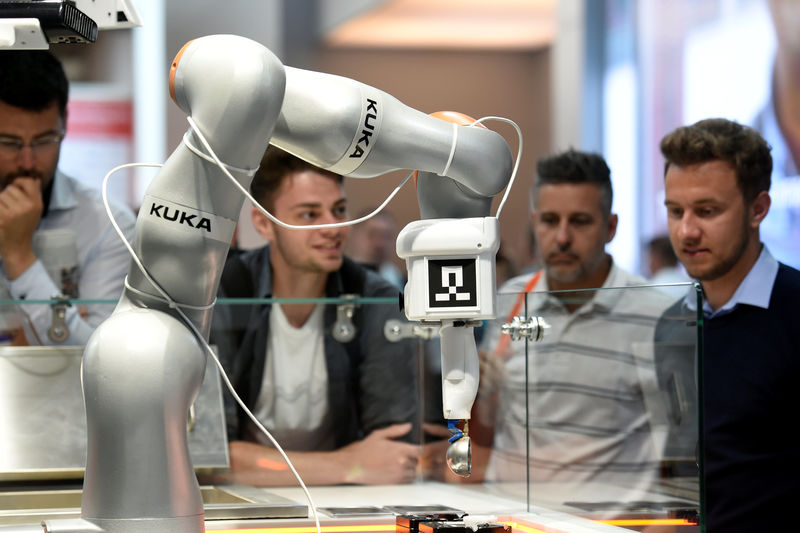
[[212, 147, 420, 486]]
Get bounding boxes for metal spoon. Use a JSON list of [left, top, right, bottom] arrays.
[[446, 435, 471, 477]]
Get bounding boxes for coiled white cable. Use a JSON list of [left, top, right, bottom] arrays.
[[185, 116, 414, 231], [184, 113, 523, 231]]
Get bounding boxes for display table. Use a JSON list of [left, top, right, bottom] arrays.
[[202, 482, 656, 532], [0, 481, 660, 532]]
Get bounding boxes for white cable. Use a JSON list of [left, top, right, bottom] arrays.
[[184, 114, 521, 229], [182, 130, 260, 175], [186, 116, 413, 231], [469, 116, 523, 219], [124, 277, 216, 311], [101, 162, 323, 533], [440, 122, 458, 177]]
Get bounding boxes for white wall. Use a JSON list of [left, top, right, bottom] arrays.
[[551, 0, 585, 152]]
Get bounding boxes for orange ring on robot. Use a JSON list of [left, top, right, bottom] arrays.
[[169, 39, 196, 105]]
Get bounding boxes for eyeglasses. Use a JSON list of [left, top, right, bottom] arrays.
[[0, 132, 64, 158]]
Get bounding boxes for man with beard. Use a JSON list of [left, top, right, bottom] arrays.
[[210, 146, 420, 486], [474, 150, 673, 504], [0, 51, 135, 345], [658, 118, 800, 531]]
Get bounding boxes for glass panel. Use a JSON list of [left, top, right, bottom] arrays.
[[0, 317, 230, 482], [477, 282, 701, 530], [0, 296, 441, 482], [0, 290, 701, 531]]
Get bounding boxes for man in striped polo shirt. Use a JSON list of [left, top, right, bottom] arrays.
[[478, 150, 674, 509]]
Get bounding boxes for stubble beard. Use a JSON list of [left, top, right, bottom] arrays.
[[688, 215, 751, 282], [546, 260, 585, 284], [545, 246, 606, 285], [290, 247, 343, 275]]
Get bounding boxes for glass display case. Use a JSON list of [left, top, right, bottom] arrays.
[[477, 282, 701, 531], [0, 282, 701, 532]]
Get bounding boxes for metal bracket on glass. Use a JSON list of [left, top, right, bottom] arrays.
[[383, 318, 440, 342], [501, 315, 547, 342], [47, 294, 71, 343], [332, 294, 359, 343]]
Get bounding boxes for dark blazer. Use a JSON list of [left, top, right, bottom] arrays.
[[654, 265, 800, 532]]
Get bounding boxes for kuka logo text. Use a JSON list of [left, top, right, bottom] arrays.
[[349, 98, 378, 159], [149, 203, 211, 233]]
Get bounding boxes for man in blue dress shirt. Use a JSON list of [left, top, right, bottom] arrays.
[[0, 51, 135, 345]]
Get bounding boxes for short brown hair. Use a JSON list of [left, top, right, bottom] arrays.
[[659, 118, 772, 204], [251, 146, 343, 210], [533, 149, 613, 218]]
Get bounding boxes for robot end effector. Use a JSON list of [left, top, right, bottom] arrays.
[[390, 114, 511, 476]]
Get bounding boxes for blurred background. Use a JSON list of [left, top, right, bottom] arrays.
[[48, 0, 796, 279]]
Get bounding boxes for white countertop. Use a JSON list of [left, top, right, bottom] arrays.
[[204, 481, 644, 532]]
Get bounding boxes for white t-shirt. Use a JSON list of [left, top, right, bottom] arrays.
[[248, 304, 335, 451]]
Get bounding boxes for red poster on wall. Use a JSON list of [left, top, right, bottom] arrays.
[[59, 94, 134, 207]]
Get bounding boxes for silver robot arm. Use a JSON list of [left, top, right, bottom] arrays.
[[271, 66, 512, 211], [77, 35, 287, 533], [33, 34, 513, 533]]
